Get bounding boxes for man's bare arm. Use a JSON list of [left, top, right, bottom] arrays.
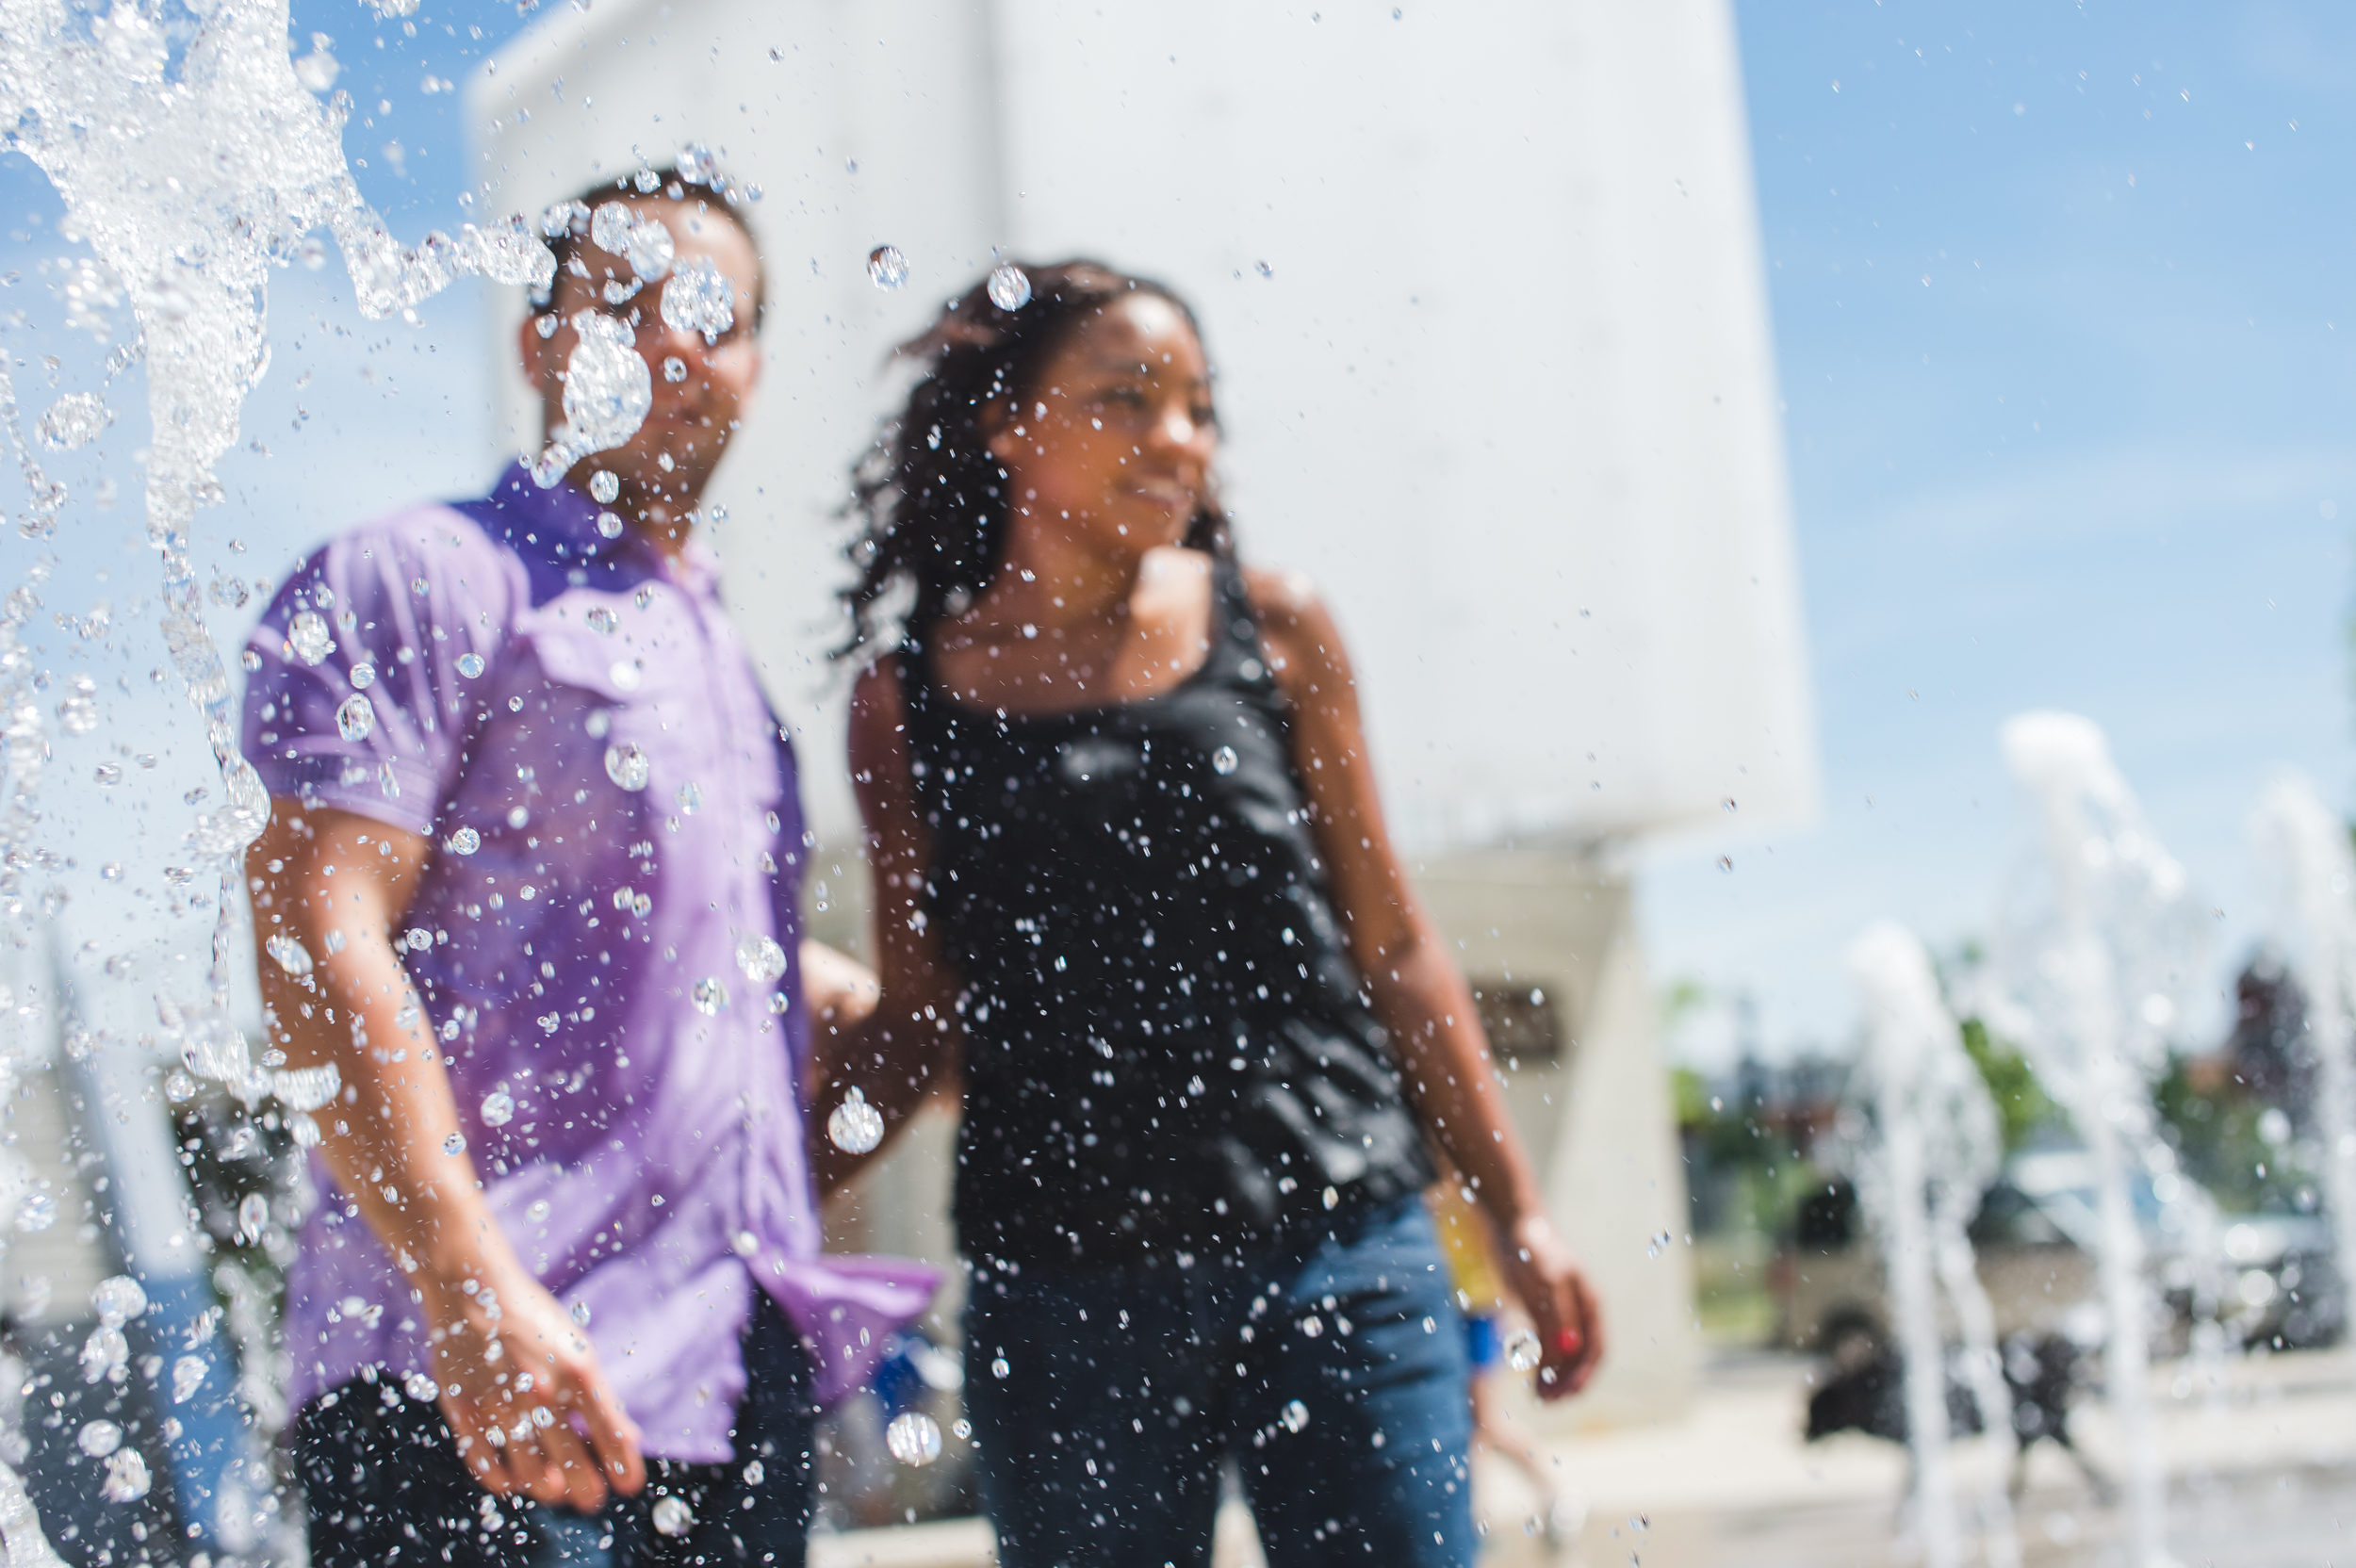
[[249, 800, 645, 1508]]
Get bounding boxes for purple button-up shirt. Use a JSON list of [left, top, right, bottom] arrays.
[[242, 465, 934, 1459]]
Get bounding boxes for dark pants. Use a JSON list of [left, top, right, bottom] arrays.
[[295, 1295, 814, 1568], [965, 1193, 1477, 1568]]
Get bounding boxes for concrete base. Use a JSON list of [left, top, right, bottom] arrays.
[[1413, 850, 1702, 1431]]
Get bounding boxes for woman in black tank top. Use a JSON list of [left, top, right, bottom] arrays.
[[818, 262, 1600, 1567]]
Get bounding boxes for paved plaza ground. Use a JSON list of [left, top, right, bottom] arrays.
[[810, 1346, 2356, 1567]]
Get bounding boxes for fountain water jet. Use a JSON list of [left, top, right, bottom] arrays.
[[1987, 711, 2205, 1568], [0, 0, 597, 1552], [2248, 773, 2356, 1361], [1847, 921, 2021, 1568]]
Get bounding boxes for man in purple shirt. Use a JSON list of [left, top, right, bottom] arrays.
[[242, 164, 931, 1568]]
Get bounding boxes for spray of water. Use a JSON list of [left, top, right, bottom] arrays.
[[1987, 711, 2204, 1568], [1847, 921, 2021, 1568], [2248, 772, 2356, 1364], [0, 0, 582, 1549]]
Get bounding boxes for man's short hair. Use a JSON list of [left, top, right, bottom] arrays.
[[532, 163, 767, 328]]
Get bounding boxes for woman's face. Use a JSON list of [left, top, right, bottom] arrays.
[[989, 293, 1218, 560]]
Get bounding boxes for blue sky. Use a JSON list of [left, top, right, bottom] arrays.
[[5, 2, 2351, 1064], [1648, 0, 2356, 1067]]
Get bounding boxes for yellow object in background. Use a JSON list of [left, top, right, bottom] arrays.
[[1427, 1181, 1506, 1314]]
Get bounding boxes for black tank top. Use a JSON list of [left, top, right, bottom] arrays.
[[897, 559, 1432, 1266]]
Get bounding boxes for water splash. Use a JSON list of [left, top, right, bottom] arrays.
[[0, 0, 564, 1549], [1986, 711, 2203, 1568], [2248, 772, 2356, 1372], [1847, 922, 2021, 1568]]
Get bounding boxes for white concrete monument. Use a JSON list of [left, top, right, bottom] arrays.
[[474, 0, 1814, 1429]]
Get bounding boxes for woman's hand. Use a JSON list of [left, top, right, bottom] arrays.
[[420, 1258, 645, 1511], [1496, 1214, 1606, 1399]]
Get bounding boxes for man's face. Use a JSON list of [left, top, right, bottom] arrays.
[[521, 195, 762, 521]]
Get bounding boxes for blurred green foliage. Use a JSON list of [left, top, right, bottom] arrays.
[[1958, 1018, 2062, 1152], [2153, 1055, 2311, 1215]]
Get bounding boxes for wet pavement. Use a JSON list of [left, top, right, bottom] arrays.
[[808, 1347, 2356, 1566]]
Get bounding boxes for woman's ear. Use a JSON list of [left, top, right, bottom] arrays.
[[976, 394, 1021, 466]]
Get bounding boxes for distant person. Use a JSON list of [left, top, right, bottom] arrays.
[[243, 163, 931, 1568], [817, 260, 1603, 1566], [1429, 1178, 1582, 1539]]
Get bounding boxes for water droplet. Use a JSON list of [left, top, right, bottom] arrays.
[[535, 311, 653, 484], [585, 606, 619, 635], [662, 256, 736, 342], [590, 201, 635, 253], [92, 1277, 146, 1325], [102, 1448, 150, 1504], [589, 469, 620, 504], [1298, 1315, 1323, 1339], [287, 610, 334, 665], [1503, 1328, 1541, 1372], [447, 826, 482, 855], [663, 355, 686, 383], [36, 391, 108, 450], [479, 1090, 515, 1127], [827, 1086, 884, 1154], [597, 510, 625, 539], [457, 652, 485, 678], [885, 1411, 942, 1467], [56, 695, 98, 735], [1212, 745, 1239, 776], [867, 244, 908, 290], [443, 1132, 466, 1157], [1715, 855, 1733, 873], [1322, 1185, 1339, 1211], [990, 1356, 1010, 1380], [692, 976, 729, 1016], [1254, 259, 1274, 279], [172, 1355, 207, 1403], [164, 1070, 195, 1103], [733, 1229, 760, 1257], [291, 35, 338, 92], [737, 934, 788, 984], [527, 1199, 551, 1224], [605, 742, 652, 791], [1281, 1399, 1309, 1432], [571, 1300, 592, 1327], [16, 1193, 54, 1232], [266, 933, 314, 976], [349, 659, 376, 689], [237, 1191, 269, 1241], [335, 694, 376, 742], [77, 1419, 122, 1457], [742, 1459, 764, 1486], [651, 1495, 695, 1537], [624, 212, 675, 281], [987, 262, 1031, 311], [677, 781, 703, 814], [404, 1371, 439, 1401]]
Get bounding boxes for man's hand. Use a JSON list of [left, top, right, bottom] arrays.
[[249, 800, 645, 1509], [1497, 1214, 1605, 1399], [421, 1261, 645, 1510]]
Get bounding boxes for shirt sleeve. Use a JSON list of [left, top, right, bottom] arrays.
[[240, 506, 518, 840]]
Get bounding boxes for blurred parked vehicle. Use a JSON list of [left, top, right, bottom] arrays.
[[1773, 1147, 2342, 1353]]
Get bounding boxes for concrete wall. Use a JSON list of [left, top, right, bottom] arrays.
[[471, 0, 1815, 856]]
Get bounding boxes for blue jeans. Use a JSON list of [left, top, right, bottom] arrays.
[[964, 1193, 1475, 1568]]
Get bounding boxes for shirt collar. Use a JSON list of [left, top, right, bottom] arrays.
[[476, 461, 718, 595]]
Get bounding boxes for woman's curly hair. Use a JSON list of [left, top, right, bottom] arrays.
[[838, 259, 1232, 658]]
